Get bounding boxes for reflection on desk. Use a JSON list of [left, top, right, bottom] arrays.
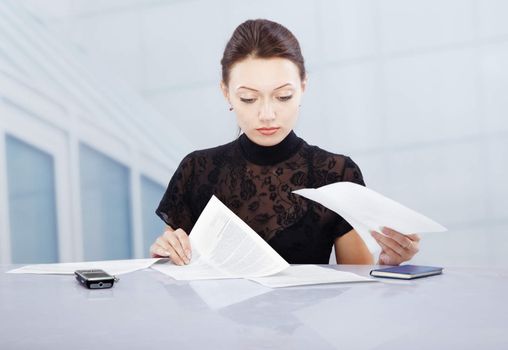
[[1, 264, 507, 349]]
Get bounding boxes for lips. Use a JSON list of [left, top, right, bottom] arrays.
[[257, 127, 280, 136]]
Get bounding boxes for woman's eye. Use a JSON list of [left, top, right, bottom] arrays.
[[240, 98, 257, 104], [277, 95, 293, 102]]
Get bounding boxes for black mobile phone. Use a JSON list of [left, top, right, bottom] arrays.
[[74, 269, 118, 289]]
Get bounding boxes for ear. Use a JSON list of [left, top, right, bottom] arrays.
[[300, 75, 308, 93], [220, 81, 230, 101]]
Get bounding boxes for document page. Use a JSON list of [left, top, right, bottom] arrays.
[[248, 265, 376, 288], [293, 182, 447, 251], [152, 195, 290, 280], [151, 253, 233, 280], [7, 258, 165, 275]]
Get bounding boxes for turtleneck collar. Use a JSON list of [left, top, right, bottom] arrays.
[[238, 130, 303, 166]]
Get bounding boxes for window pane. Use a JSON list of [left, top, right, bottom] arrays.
[[6, 135, 59, 263], [141, 175, 165, 257], [79, 144, 132, 260]]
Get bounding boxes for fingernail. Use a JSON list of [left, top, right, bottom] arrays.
[[186, 250, 192, 260], [164, 251, 172, 257]]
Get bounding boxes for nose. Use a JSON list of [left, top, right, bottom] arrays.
[[258, 100, 275, 121]]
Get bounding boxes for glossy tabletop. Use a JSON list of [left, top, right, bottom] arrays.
[[1, 264, 507, 349]]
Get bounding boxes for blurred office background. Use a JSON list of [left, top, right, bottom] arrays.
[[0, 0, 506, 267]]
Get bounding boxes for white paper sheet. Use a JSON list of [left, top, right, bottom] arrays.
[[7, 258, 165, 275], [248, 265, 376, 288], [152, 195, 290, 280], [151, 255, 235, 280], [293, 182, 447, 252]]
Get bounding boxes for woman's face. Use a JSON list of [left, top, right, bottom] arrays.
[[221, 57, 306, 147]]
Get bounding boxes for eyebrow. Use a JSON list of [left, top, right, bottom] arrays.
[[236, 83, 293, 92]]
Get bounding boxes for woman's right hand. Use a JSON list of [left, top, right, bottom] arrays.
[[149, 226, 192, 265]]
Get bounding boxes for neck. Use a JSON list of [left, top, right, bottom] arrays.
[[238, 130, 303, 166]]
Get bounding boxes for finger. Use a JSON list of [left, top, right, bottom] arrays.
[[394, 232, 421, 256], [378, 252, 389, 265], [155, 236, 173, 254], [150, 246, 163, 258], [371, 230, 406, 256], [150, 243, 172, 259], [161, 244, 185, 266], [379, 253, 394, 266], [377, 241, 401, 265], [407, 233, 421, 242], [406, 237, 420, 256], [381, 227, 413, 249], [377, 239, 401, 258], [378, 237, 415, 264], [162, 232, 190, 265], [174, 228, 192, 260], [154, 239, 184, 266]]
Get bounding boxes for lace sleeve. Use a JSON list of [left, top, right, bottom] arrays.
[[329, 156, 366, 240], [342, 156, 366, 186], [155, 152, 195, 234]]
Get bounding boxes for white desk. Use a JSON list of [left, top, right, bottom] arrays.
[[1, 264, 507, 349]]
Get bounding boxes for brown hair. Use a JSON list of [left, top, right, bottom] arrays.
[[221, 19, 306, 86]]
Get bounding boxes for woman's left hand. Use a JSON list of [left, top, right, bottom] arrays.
[[370, 227, 420, 265]]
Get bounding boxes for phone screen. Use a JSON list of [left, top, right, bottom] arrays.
[[83, 271, 111, 279]]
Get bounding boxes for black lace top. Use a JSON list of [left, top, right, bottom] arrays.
[[156, 131, 365, 264]]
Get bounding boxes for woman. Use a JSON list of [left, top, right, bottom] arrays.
[[150, 19, 420, 266]]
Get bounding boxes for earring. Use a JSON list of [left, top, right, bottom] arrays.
[[229, 106, 234, 111]]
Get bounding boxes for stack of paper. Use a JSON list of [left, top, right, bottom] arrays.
[[151, 195, 375, 288]]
